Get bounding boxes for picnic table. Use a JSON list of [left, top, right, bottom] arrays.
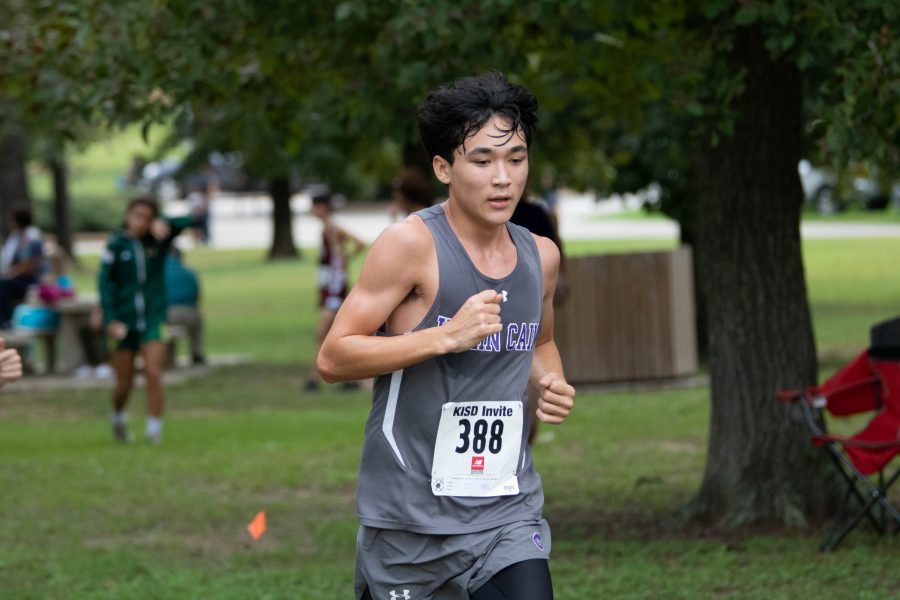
[[53, 295, 99, 373], [1, 295, 98, 373]]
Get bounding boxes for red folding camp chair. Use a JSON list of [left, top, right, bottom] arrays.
[[778, 317, 900, 551]]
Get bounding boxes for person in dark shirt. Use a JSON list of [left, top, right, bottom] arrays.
[[389, 167, 434, 219], [510, 193, 568, 306], [510, 194, 560, 249], [510, 193, 570, 444], [0, 205, 45, 328]]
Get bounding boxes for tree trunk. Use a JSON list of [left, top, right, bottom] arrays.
[[678, 214, 708, 361], [49, 158, 75, 260], [268, 176, 299, 260], [686, 24, 836, 528], [0, 127, 31, 238]]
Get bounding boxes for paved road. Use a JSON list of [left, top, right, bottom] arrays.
[[74, 191, 900, 254]]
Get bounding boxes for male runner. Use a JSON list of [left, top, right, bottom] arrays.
[[304, 192, 366, 391], [317, 72, 575, 600]]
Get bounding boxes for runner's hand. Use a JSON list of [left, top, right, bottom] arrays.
[[0, 339, 23, 387], [536, 372, 575, 424], [150, 218, 171, 240], [442, 290, 503, 353], [107, 321, 128, 340]]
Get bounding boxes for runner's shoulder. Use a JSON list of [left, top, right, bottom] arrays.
[[367, 216, 433, 266], [531, 233, 560, 269]]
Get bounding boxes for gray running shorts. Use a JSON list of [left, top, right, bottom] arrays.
[[354, 518, 551, 600]]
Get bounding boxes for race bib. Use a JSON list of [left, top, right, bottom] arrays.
[[431, 400, 523, 497]]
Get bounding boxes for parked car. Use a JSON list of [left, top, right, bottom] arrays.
[[137, 158, 183, 202], [134, 152, 269, 201], [798, 159, 898, 215]]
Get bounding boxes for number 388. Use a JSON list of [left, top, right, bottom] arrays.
[[455, 418, 504, 454]]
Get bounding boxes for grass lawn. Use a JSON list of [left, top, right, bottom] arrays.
[[3, 237, 900, 598]]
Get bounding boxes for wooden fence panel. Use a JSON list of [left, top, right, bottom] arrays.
[[555, 247, 698, 383]]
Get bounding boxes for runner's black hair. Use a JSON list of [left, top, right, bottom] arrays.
[[417, 72, 538, 164], [126, 196, 159, 218]]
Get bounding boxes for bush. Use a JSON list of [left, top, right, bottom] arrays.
[[32, 192, 126, 233]]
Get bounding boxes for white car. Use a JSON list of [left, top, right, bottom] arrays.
[[798, 160, 897, 215]]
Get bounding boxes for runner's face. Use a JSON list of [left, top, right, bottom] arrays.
[[434, 115, 529, 228], [126, 204, 154, 236]]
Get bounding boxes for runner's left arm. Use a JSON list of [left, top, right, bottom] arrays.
[[529, 235, 575, 425]]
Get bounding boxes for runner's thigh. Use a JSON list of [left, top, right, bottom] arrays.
[[469, 559, 552, 600]]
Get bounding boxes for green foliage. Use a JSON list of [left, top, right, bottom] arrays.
[[796, 1, 900, 172], [27, 124, 179, 231], [576, 1, 898, 225], [32, 191, 122, 232], [3, 0, 897, 205]]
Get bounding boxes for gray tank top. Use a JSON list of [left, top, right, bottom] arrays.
[[356, 204, 545, 534]]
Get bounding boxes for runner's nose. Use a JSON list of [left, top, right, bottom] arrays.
[[493, 162, 511, 187]]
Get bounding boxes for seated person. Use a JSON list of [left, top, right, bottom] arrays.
[[38, 245, 76, 306], [0, 205, 45, 328], [165, 247, 205, 365]]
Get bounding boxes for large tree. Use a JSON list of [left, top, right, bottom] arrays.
[[595, 1, 898, 526], [689, 19, 822, 526]]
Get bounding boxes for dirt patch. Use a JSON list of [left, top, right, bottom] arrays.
[[546, 503, 826, 546], [0, 393, 101, 421], [656, 440, 704, 455]]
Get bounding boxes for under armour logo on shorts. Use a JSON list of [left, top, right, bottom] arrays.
[[389, 590, 411, 600]]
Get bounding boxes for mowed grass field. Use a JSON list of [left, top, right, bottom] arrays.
[[2, 237, 900, 599]]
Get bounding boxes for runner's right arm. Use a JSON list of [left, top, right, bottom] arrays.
[[317, 219, 502, 382]]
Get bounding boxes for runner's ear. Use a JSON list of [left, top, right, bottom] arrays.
[[432, 156, 452, 185]]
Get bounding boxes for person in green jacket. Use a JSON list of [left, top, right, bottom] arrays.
[[99, 197, 196, 444]]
